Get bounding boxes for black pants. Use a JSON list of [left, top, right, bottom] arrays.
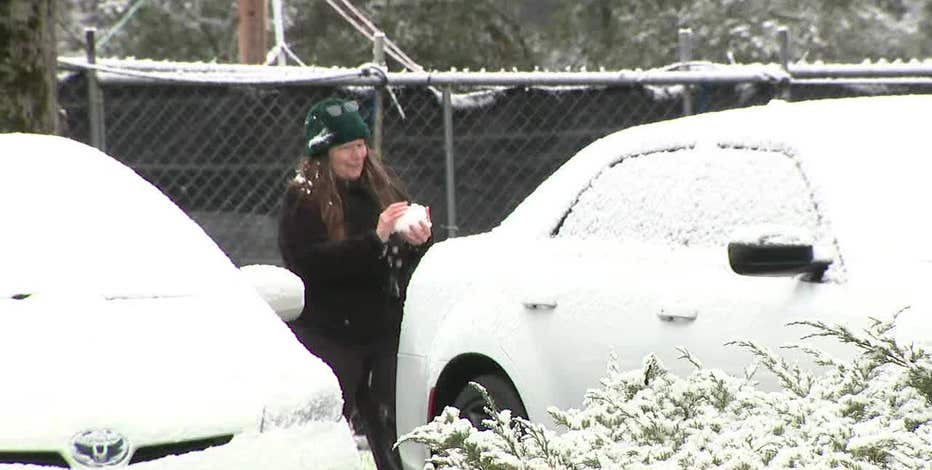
[[291, 324, 401, 470]]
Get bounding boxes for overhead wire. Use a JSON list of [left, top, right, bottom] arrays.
[[321, 0, 424, 73], [334, 0, 423, 72], [320, 0, 426, 119]]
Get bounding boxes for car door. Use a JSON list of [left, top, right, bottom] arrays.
[[520, 143, 842, 418]]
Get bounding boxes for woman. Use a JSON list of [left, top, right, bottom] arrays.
[[278, 97, 431, 470]]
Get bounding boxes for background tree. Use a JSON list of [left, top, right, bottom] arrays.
[[274, 0, 539, 70], [58, 0, 238, 62], [545, 0, 929, 69], [1, 0, 58, 133], [56, 0, 540, 69], [366, 0, 538, 70], [806, 0, 924, 61], [56, 0, 932, 70], [923, 1, 932, 56]]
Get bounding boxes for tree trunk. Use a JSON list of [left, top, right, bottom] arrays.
[[238, 0, 267, 64], [0, 0, 58, 134]]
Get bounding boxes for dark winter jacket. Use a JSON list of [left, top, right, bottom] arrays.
[[278, 179, 429, 344]]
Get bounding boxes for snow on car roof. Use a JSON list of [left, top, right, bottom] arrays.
[[499, 96, 932, 265], [0, 133, 238, 297]]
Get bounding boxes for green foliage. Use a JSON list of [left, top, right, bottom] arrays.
[[908, 369, 932, 405], [399, 312, 932, 469], [58, 0, 237, 62], [56, 0, 932, 69], [725, 338, 815, 398], [366, 0, 538, 71], [790, 308, 932, 404], [546, 0, 929, 69], [58, 0, 538, 70]]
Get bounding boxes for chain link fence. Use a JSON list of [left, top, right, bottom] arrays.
[[56, 59, 932, 267]]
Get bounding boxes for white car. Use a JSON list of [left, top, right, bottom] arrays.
[[0, 134, 359, 469], [396, 95, 932, 468]]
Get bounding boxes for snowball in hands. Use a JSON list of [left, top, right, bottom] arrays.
[[393, 204, 431, 234]]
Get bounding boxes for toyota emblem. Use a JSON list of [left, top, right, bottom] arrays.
[[70, 429, 129, 467]]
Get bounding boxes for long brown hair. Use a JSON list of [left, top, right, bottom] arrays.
[[285, 145, 408, 240]]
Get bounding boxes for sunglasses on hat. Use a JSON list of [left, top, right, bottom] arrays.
[[325, 100, 360, 117]]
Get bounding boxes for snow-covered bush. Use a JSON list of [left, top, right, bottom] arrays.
[[398, 312, 932, 469]]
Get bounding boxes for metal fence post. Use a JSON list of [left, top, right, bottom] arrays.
[[85, 28, 106, 151], [778, 27, 792, 101], [372, 33, 385, 158], [271, 0, 287, 66], [442, 87, 458, 238], [679, 28, 693, 116]]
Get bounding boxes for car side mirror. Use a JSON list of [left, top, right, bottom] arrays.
[[239, 265, 304, 322], [727, 226, 832, 281]]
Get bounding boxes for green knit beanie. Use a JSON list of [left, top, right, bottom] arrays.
[[304, 97, 371, 157]]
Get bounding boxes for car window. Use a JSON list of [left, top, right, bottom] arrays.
[[555, 146, 825, 248]]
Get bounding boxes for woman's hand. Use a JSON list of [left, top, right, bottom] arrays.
[[401, 220, 431, 246], [376, 201, 409, 242]]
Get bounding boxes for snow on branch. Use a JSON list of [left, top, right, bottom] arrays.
[[399, 313, 932, 469]]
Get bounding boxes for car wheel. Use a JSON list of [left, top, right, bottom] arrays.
[[452, 374, 528, 429]]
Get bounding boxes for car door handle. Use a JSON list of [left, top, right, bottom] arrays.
[[523, 301, 557, 311], [657, 308, 697, 322]]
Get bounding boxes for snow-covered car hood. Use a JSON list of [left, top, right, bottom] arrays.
[[0, 291, 342, 449]]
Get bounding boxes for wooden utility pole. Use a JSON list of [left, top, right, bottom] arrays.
[[238, 0, 268, 64], [0, 0, 58, 133]]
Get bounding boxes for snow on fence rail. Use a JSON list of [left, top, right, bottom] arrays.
[[57, 57, 932, 85], [56, 58, 932, 267], [59, 58, 793, 86]]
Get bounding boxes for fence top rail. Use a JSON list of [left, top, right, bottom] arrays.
[[388, 69, 790, 86], [789, 62, 932, 78], [58, 57, 932, 88], [59, 57, 791, 86]]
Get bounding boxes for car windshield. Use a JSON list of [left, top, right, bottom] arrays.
[[1, 135, 234, 299]]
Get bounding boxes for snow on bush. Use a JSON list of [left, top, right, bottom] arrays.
[[399, 310, 932, 469]]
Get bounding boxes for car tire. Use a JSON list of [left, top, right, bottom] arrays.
[[452, 374, 528, 429]]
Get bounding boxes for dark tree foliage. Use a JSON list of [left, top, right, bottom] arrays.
[[58, 1, 238, 62], [548, 0, 929, 69], [55, 0, 932, 69]]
